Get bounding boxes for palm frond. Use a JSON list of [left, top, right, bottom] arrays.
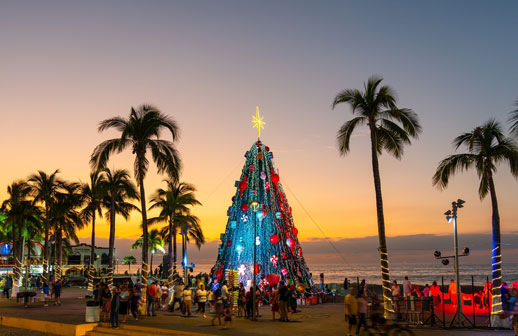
[[432, 154, 477, 189], [336, 117, 366, 156]]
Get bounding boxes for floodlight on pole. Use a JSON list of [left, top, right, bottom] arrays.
[[250, 200, 260, 321]]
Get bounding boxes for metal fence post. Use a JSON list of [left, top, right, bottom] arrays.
[[472, 275, 475, 327], [442, 276, 446, 328]]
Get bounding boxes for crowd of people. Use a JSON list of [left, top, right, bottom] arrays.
[[88, 273, 310, 329]]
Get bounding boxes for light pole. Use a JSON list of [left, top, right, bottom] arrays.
[[250, 200, 260, 321], [443, 199, 467, 326]]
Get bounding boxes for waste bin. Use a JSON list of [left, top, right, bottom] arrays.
[[85, 300, 100, 322]]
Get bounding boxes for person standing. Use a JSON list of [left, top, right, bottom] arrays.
[[356, 291, 368, 335], [278, 281, 289, 322], [221, 280, 229, 307], [245, 288, 253, 319], [211, 288, 223, 326], [119, 284, 130, 323], [344, 287, 358, 336], [423, 284, 430, 297], [101, 287, 112, 322], [448, 279, 457, 306], [42, 282, 50, 307], [110, 288, 120, 329], [196, 284, 208, 318], [146, 281, 157, 317], [237, 285, 246, 317], [53, 279, 62, 306], [161, 282, 169, 308], [3, 276, 12, 299], [171, 280, 184, 312], [391, 280, 401, 312], [135, 279, 142, 294], [130, 287, 141, 320], [271, 284, 279, 321], [403, 276, 412, 297], [183, 285, 193, 317]]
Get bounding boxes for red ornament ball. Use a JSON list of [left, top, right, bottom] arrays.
[[270, 234, 279, 244], [292, 227, 298, 236], [226, 240, 232, 247], [271, 174, 279, 186], [265, 146, 270, 151], [286, 237, 295, 248], [241, 203, 249, 212]]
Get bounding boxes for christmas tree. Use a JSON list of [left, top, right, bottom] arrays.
[[212, 108, 313, 289]]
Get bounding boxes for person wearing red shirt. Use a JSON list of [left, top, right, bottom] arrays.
[[147, 281, 158, 316]]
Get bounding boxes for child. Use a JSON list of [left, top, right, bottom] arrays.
[[42, 282, 50, 307], [223, 306, 233, 327]]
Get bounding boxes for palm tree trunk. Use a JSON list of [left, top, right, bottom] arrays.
[[168, 216, 174, 283], [173, 227, 177, 279], [488, 174, 503, 319], [12, 223, 21, 296], [88, 214, 96, 293], [25, 242, 31, 291], [43, 203, 49, 283], [150, 253, 153, 276], [57, 226, 63, 281], [137, 156, 149, 304], [108, 200, 116, 287], [182, 232, 187, 284], [369, 123, 392, 315]]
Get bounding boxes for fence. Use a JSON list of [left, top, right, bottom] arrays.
[[339, 275, 505, 329]]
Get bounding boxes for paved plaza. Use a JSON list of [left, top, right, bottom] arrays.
[[0, 288, 515, 335]]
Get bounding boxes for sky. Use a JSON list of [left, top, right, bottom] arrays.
[[1, 1, 517, 265]]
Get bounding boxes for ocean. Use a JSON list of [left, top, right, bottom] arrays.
[[125, 262, 518, 286]]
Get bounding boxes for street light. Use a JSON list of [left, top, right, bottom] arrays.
[[435, 199, 469, 326], [250, 200, 260, 321]]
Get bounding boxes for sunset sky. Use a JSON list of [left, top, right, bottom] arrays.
[[1, 1, 517, 263]]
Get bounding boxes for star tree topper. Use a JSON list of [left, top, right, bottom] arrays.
[[252, 106, 266, 138]]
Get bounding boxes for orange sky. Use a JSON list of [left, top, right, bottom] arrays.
[[1, 1, 517, 247]]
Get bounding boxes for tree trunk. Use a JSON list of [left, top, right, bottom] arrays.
[[57, 225, 63, 281], [369, 122, 392, 315], [173, 227, 177, 278], [150, 253, 154, 276], [182, 232, 187, 284], [488, 173, 503, 319], [12, 221, 20, 296], [88, 214, 96, 293], [168, 216, 174, 283], [137, 155, 149, 305], [108, 199, 115, 287], [43, 202, 49, 283], [25, 242, 31, 292]]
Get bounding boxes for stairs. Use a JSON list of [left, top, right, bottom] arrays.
[[86, 323, 211, 336]]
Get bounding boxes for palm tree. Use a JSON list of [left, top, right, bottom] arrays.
[[28, 170, 63, 282], [90, 104, 181, 291], [100, 168, 139, 287], [433, 119, 518, 317], [132, 229, 164, 277], [52, 182, 85, 280], [332, 76, 421, 313], [148, 180, 201, 282], [80, 171, 107, 292], [508, 99, 518, 137], [1, 181, 40, 295], [122, 256, 137, 273], [176, 214, 204, 283]]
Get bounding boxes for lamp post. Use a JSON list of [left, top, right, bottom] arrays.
[[250, 200, 260, 321], [441, 199, 467, 326]]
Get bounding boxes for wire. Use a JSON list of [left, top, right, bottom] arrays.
[[201, 159, 243, 205], [282, 180, 351, 267]]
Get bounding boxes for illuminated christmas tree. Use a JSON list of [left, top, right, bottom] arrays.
[[212, 108, 313, 289]]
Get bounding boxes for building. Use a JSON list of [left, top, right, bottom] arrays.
[[61, 243, 113, 277]]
